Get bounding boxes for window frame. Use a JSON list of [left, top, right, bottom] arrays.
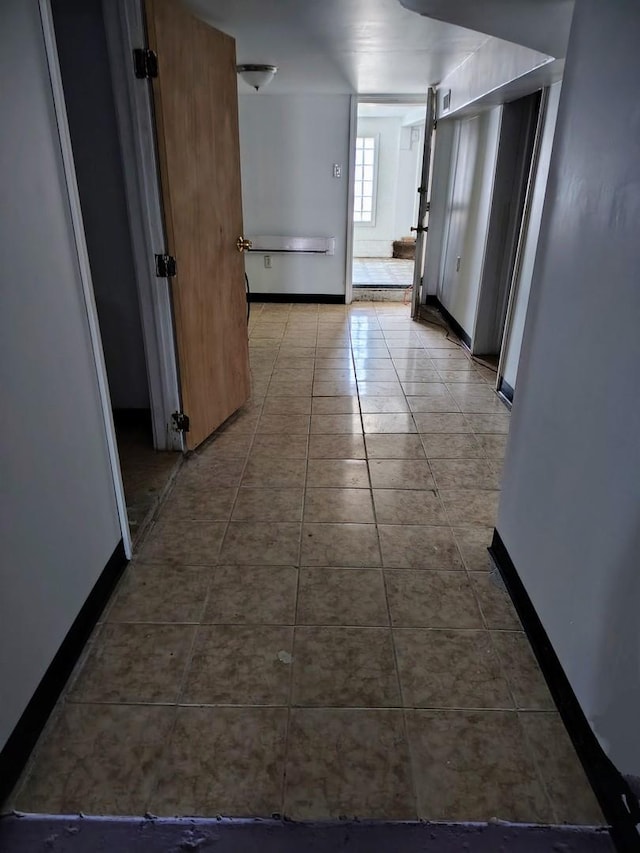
[[353, 134, 379, 227]]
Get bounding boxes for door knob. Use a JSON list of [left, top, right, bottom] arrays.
[[236, 236, 253, 253]]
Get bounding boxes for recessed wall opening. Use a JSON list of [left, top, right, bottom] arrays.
[[351, 101, 426, 302]]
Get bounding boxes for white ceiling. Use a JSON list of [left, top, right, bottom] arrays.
[[358, 102, 425, 123], [185, 0, 488, 95]]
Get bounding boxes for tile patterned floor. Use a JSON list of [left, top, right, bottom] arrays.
[[10, 303, 603, 826], [353, 257, 414, 286]]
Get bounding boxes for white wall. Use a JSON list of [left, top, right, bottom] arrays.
[[498, 0, 640, 776], [437, 107, 502, 338], [238, 94, 351, 297], [52, 0, 149, 410], [0, 0, 122, 750], [500, 81, 562, 390]]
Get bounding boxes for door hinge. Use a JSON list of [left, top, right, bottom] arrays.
[[155, 254, 177, 278], [133, 48, 158, 79], [172, 411, 190, 433]]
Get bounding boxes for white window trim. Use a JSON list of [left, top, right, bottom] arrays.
[[353, 133, 380, 228]]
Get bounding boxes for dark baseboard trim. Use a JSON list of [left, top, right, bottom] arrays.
[[249, 293, 345, 304], [497, 376, 514, 409], [489, 530, 640, 853], [0, 540, 128, 806], [423, 295, 472, 348]]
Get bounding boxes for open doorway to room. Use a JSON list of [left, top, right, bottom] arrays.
[[351, 101, 426, 302], [51, 0, 181, 543]]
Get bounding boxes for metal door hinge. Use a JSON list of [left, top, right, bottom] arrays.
[[155, 254, 177, 278], [172, 412, 190, 433], [133, 48, 158, 79]]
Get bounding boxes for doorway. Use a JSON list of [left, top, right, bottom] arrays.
[[351, 101, 426, 302], [51, 0, 181, 542]]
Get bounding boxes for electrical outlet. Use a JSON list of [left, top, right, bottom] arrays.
[[264, 255, 272, 269], [333, 163, 342, 179]]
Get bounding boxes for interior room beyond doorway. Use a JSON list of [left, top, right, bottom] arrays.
[[352, 101, 425, 301]]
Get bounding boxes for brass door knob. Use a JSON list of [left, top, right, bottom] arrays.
[[236, 236, 253, 253]]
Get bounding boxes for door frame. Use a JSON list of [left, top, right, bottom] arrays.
[[39, 0, 132, 557], [346, 94, 427, 304], [102, 0, 183, 452]]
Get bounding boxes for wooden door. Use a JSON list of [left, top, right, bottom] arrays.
[[145, 0, 250, 450]]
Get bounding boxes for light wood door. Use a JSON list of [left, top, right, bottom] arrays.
[[145, 0, 250, 450]]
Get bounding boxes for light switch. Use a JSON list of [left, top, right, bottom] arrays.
[[333, 164, 342, 179], [264, 255, 272, 269]]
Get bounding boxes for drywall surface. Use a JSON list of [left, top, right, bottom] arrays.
[[238, 94, 351, 296], [422, 118, 455, 297], [52, 0, 149, 410], [501, 81, 562, 390], [498, 0, 640, 775], [438, 107, 502, 338], [0, 0, 121, 750], [437, 35, 555, 117]]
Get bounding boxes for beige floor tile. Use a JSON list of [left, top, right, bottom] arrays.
[[452, 526, 494, 572], [69, 624, 195, 704], [108, 563, 209, 623], [362, 413, 417, 434], [369, 459, 435, 490], [394, 629, 513, 708], [203, 432, 254, 457], [161, 485, 237, 522], [358, 381, 405, 397], [311, 396, 360, 414], [310, 413, 363, 434], [304, 488, 374, 523], [242, 456, 306, 488], [420, 433, 484, 459], [14, 703, 174, 815], [138, 520, 226, 566], [359, 396, 410, 413], [232, 488, 304, 522], [175, 457, 246, 490], [365, 434, 426, 459], [267, 379, 313, 397], [440, 489, 500, 526], [250, 434, 308, 458], [491, 631, 555, 710], [467, 413, 511, 434], [182, 625, 293, 705], [284, 708, 414, 819], [308, 433, 366, 459], [476, 433, 509, 458], [437, 369, 485, 383], [406, 710, 550, 821], [520, 712, 604, 825], [297, 568, 388, 626], [153, 707, 287, 817], [378, 524, 463, 570], [430, 458, 501, 489], [306, 458, 369, 488], [373, 489, 447, 525], [257, 414, 310, 434], [412, 413, 471, 433], [261, 396, 312, 415], [219, 522, 301, 565], [301, 523, 381, 567], [406, 395, 459, 413], [203, 565, 297, 624], [313, 380, 358, 396], [385, 571, 483, 628], [471, 571, 522, 629], [292, 627, 400, 707], [313, 368, 356, 382]]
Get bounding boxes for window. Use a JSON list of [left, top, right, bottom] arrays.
[[354, 136, 377, 224]]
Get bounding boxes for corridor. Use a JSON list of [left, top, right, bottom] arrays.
[[10, 303, 602, 825]]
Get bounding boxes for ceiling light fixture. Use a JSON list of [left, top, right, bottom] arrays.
[[236, 64, 278, 92]]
